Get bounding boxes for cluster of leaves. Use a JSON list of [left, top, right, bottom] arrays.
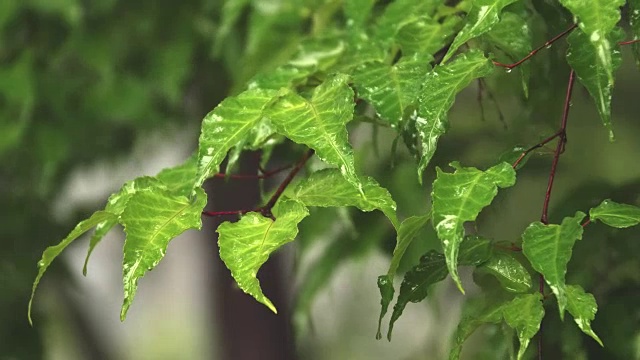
[[28, 0, 640, 358]]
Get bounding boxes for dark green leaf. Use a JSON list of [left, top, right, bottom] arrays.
[[432, 161, 516, 292], [353, 55, 430, 126], [29, 211, 117, 324], [589, 199, 640, 228], [566, 284, 603, 346], [292, 168, 398, 228], [476, 250, 532, 293], [502, 293, 544, 360], [395, 16, 460, 57], [267, 74, 363, 192], [217, 199, 309, 313], [120, 187, 207, 320], [416, 51, 494, 181], [567, 28, 623, 140], [521, 212, 585, 319], [442, 0, 520, 63], [376, 275, 394, 340]]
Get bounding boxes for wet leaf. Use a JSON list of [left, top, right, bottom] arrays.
[[476, 250, 532, 293], [589, 199, 640, 228], [503, 293, 545, 360], [566, 284, 603, 346], [396, 16, 460, 56], [522, 212, 585, 319]]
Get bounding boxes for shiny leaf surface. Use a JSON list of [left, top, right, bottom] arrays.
[[522, 212, 586, 319], [476, 250, 533, 293], [502, 293, 544, 360], [566, 284, 603, 346], [395, 16, 459, 56], [589, 199, 640, 228], [120, 187, 206, 320], [217, 199, 309, 313], [432, 161, 516, 292], [416, 51, 494, 181]]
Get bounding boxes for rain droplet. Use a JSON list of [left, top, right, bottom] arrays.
[[545, 44, 552, 49], [505, 68, 513, 73]]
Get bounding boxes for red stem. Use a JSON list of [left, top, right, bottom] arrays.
[[619, 39, 640, 46], [493, 24, 578, 70]]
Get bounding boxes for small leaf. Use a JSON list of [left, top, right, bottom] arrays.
[[267, 74, 363, 192], [353, 55, 430, 126], [292, 168, 398, 228], [502, 293, 545, 360], [589, 199, 640, 228], [521, 212, 586, 319], [442, 0, 520, 63], [567, 27, 623, 141], [120, 187, 207, 320], [565, 284, 603, 346], [217, 199, 309, 313], [416, 50, 494, 182], [388, 236, 492, 339], [432, 161, 516, 293], [476, 250, 533, 293], [195, 88, 278, 188], [29, 211, 117, 324], [376, 275, 394, 340]]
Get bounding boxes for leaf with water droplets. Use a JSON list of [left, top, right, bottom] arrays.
[[567, 27, 623, 141], [266, 74, 363, 193], [476, 250, 533, 293], [566, 284, 603, 346], [353, 55, 430, 126], [522, 212, 585, 319], [416, 50, 493, 182], [589, 199, 640, 228], [29, 211, 117, 324], [442, 0, 520, 63], [217, 199, 309, 313], [395, 16, 460, 56], [432, 161, 516, 293], [503, 293, 544, 360], [120, 187, 206, 320], [344, 0, 376, 27]]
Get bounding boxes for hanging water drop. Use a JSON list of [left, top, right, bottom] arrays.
[[505, 68, 512, 73], [545, 43, 552, 49]]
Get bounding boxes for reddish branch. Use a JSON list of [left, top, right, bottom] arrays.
[[202, 149, 314, 220], [213, 163, 293, 180]]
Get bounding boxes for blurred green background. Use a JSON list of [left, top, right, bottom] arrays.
[[1, 1, 639, 359]]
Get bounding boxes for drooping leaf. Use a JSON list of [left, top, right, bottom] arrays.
[[194, 88, 279, 188], [476, 250, 533, 293], [353, 55, 430, 126], [442, 0, 520, 63], [387, 236, 493, 339], [29, 211, 117, 324], [416, 51, 494, 182], [120, 187, 207, 320], [567, 28, 623, 141], [376, 213, 431, 337], [521, 212, 586, 319], [502, 293, 544, 360], [266, 74, 363, 192], [431, 161, 516, 292], [589, 199, 640, 228], [566, 284, 603, 346], [449, 295, 510, 359], [292, 168, 398, 228], [631, 0, 640, 67], [83, 176, 165, 275], [217, 199, 309, 313], [395, 16, 460, 57], [484, 11, 532, 96]]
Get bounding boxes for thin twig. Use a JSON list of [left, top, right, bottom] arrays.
[[619, 39, 640, 46]]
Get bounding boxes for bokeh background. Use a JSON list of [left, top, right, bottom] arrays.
[[1, 1, 639, 359]]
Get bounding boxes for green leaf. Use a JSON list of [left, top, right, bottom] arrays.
[[589, 199, 640, 228], [395, 16, 460, 57], [292, 168, 398, 228], [375, 0, 441, 44], [353, 55, 430, 126], [631, 0, 640, 67], [344, 0, 376, 27], [83, 176, 165, 275], [431, 161, 516, 292], [521, 212, 586, 319], [120, 187, 207, 320], [566, 284, 603, 346], [195, 88, 278, 188], [476, 250, 533, 293], [29, 211, 117, 324], [567, 28, 623, 141], [484, 11, 532, 96], [449, 295, 510, 359], [217, 199, 309, 313], [502, 293, 545, 360], [442, 0, 520, 63], [388, 236, 492, 339], [416, 51, 494, 181], [214, 0, 249, 54], [156, 155, 198, 196], [266, 74, 363, 192], [376, 213, 431, 338]]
